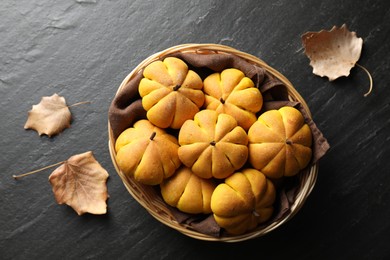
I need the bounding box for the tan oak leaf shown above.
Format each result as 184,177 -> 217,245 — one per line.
48,151 -> 109,215
24,93 -> 72,137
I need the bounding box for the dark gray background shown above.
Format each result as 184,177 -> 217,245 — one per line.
1,0 -> 389,259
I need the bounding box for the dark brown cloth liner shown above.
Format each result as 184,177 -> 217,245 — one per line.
108,52 -> 330,237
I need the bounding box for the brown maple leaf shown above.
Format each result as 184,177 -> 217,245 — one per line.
24,93 -> 72,137
48,151 -> 109,215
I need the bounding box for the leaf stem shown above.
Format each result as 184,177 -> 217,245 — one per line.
13,161 -> 66,180
67,101 -> 91,108
356,63 -> 373,97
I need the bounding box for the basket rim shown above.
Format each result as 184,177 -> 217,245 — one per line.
108,43 -> 319,242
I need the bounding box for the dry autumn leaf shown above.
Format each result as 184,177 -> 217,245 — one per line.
24,93 -> 90,137
49,151 -> 109,215
301,24 -> 373,96
13,151 -> 109,216
24,93 -> 72,137
301,24 -> 363,81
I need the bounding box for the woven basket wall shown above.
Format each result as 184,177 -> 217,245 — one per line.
108,43 -> 318,242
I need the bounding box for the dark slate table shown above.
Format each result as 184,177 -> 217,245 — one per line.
1,1 -> 389,259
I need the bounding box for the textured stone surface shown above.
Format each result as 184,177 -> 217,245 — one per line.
1,0 -> 390,259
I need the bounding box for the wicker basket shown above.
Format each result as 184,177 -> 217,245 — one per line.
108,43 -> 318,242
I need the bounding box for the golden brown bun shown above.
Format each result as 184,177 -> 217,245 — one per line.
115,120 -> 181,185
203,68 -> 263,131
139,57 -> 204,129
210,168 -> 275,235
178,109 -> 248,179
160,167 -> 216,214
248,106 -> 312,179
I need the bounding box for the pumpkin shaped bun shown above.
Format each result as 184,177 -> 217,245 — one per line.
178,109 -> 248,179
115,120 -> 181,185
203,68 -> 263,131
139,57 -> 205,129
160,167 -> 216,214
211,168 -> 276,235
248,106 -> 312,179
